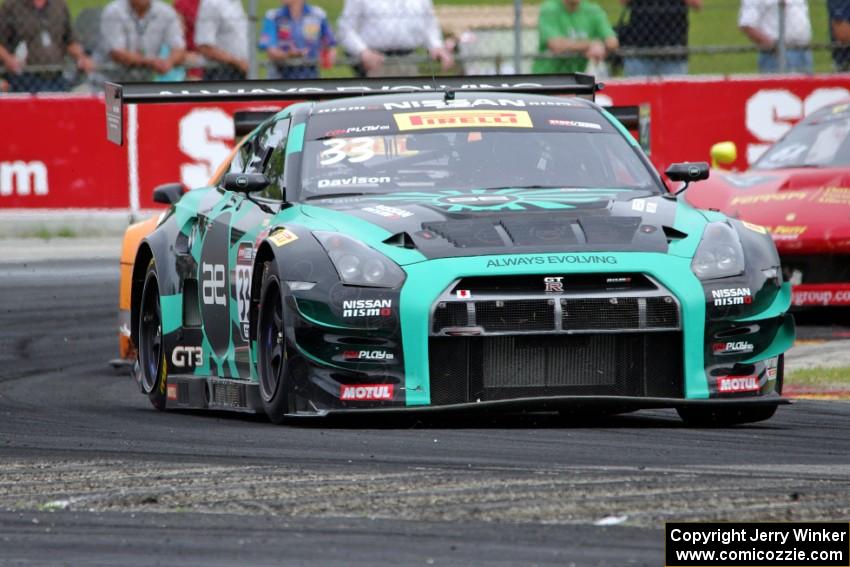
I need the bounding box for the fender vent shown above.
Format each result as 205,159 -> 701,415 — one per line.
182,279 -> 202,327
383,231 -> 417,249
663,226 -> 688,242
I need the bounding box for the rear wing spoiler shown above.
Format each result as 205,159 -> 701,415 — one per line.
234,109 -> 280,137
105,74 -> 600,145
607,104 -> 651,154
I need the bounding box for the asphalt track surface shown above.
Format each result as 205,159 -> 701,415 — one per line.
1,250 -> 850,566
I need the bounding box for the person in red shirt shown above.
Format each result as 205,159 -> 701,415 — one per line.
174,0 -> 203,79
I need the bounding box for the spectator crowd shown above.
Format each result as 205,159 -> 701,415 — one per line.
0,0 -> 849,92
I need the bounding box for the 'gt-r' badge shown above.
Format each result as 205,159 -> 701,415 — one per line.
544,276 -> 564,293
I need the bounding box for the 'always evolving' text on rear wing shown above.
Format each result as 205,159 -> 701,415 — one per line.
104,75 -> 648,151
104,74 -> 600,145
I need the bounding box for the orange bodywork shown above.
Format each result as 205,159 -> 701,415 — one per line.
117,143 -> 242,363
118,216 -> 159,361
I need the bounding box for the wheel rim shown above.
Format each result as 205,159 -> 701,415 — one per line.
139,274 -> 162,394
259,278 -> 284,402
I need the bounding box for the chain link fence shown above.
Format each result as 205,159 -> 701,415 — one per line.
0,0 -> 847,93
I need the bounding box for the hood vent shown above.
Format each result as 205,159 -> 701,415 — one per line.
420,214 -> 662,249
500,217 -> 578,246
422,220 -> 505,248
579,216 -> 641,244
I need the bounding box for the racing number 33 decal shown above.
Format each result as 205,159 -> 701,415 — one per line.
320,137 -> 375,165
235,243 -> 253,341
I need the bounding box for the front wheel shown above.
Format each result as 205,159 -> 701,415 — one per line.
138,259 -> 168,410
257,262 -> 291,424
676,404 -> 778,426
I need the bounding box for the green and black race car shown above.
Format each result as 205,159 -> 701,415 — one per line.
107,75 -> 794,425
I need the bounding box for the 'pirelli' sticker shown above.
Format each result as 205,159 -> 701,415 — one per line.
394,110 -> 533,131
742,221 -> 767,234
269,229 -> 298,247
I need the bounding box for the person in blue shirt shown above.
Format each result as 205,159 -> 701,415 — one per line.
259,0 -> 336,79
829,0 -> 850,71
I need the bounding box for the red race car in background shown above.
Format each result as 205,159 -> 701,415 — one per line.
687,100 -> 850,308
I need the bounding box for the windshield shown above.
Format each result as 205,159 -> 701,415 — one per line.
299,103 -> 660,199
755,107 -> 850,170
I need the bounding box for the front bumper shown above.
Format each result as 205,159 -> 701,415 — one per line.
288,251 -> 793,411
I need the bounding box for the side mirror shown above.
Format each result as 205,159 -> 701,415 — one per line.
152,182 -> 185,205
665,162 -> 710,183
222,172 -> 270,193
710,141 -> 737,169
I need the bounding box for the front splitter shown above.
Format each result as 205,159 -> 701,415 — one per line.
289,393 -> 791,418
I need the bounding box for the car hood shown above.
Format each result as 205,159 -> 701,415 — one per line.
299,188 -> 696,263
686,167 -> 850,254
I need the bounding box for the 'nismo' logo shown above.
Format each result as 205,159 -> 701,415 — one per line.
711,287 -> 752,306
342,299 -> 392,318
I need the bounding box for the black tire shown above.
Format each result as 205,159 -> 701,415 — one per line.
138,259 -> 167,411
257,261 -> 291,424
676,404 -> 778,426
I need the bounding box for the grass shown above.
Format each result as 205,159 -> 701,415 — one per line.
785,366 -> 850,390
23,226 -> 79,240
67,0 -> 838,76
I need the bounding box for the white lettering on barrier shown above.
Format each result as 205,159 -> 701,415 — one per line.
178,108 -> 234,189
793,289 -> 850,306
0,161 -> 48,196
745,87 -> 850,164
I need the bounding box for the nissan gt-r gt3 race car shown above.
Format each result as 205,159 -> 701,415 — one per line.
107,75 -> 794,425
689,100 -> 850,308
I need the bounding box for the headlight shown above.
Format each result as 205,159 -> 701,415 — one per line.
691,222 -> 745,280
314,232 -> 406,288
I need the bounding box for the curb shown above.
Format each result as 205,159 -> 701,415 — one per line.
784,339 -> 850,372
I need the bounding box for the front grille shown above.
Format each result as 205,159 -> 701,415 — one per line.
431,274 -> 679,336
428,333 -> 683,405
562,297 -> 639,330
427,274 -> 683,405
432,302 -> 468,332
475,299 -> 555,332
646,296 -> 679,328
432,295 -> 679,335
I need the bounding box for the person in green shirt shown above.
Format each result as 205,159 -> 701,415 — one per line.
533,0 -> 619,74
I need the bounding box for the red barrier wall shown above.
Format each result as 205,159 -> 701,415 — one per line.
1,94 -> 128,208
2,75 -> 849,210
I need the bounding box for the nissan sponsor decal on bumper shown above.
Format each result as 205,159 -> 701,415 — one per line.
711,287 -> 753,307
